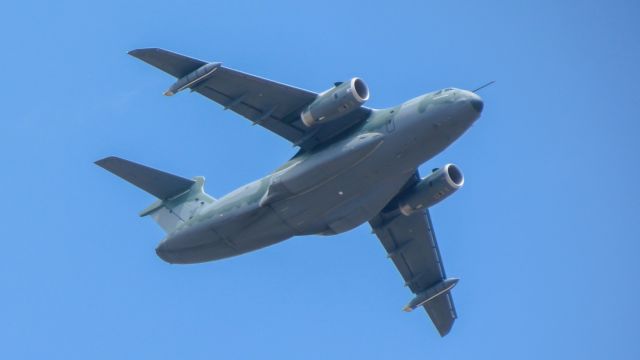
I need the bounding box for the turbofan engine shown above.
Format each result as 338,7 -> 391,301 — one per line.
300,78 -> 369,127
397,164 -> 464,216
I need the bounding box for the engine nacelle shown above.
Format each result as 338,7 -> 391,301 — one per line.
397,164 -> 464,216
301,78 -> 369,127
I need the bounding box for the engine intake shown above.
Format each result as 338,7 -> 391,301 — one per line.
301,78 -> 369,127
398,164 -> 464,216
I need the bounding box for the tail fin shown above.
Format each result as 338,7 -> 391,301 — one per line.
95,156 -> 215,233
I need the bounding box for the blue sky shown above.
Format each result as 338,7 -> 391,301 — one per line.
1,0 -> 639,359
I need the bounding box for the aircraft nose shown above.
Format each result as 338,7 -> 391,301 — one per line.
469,93 -> 484,113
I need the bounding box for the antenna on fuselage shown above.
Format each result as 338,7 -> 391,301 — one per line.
472,81 -> 495,93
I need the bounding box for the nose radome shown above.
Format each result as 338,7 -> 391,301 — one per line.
469,93 -> 484,113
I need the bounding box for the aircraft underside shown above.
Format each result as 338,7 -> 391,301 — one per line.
97,47 -> 484,336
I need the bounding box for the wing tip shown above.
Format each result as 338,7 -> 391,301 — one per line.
94,156 -> 119,168
127,49 -> 140,57
128,48 -> 162,59
437,324 -> 453,337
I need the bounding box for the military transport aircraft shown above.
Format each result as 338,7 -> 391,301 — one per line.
96,48 -> 484,336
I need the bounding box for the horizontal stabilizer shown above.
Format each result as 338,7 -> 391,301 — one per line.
128,48 -> 206,78
95,156 -> 194,200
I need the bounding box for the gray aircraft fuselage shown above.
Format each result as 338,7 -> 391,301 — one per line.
155,88 -> 482,264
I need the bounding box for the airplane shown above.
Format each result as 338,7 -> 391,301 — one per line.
96,48 -> 484,336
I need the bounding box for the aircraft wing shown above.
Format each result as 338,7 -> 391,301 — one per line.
369,181 -> 458,336
129,48 -> 371,150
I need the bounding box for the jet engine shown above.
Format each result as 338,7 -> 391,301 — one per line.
301,78 -> 369,127
397,164 -> 464,216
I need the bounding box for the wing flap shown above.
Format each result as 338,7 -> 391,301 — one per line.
372,210 -> 446,293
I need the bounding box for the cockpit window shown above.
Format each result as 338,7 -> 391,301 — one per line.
433,88 -> 454,97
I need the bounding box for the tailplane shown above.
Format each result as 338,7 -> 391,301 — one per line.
95,156 -> 215,233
